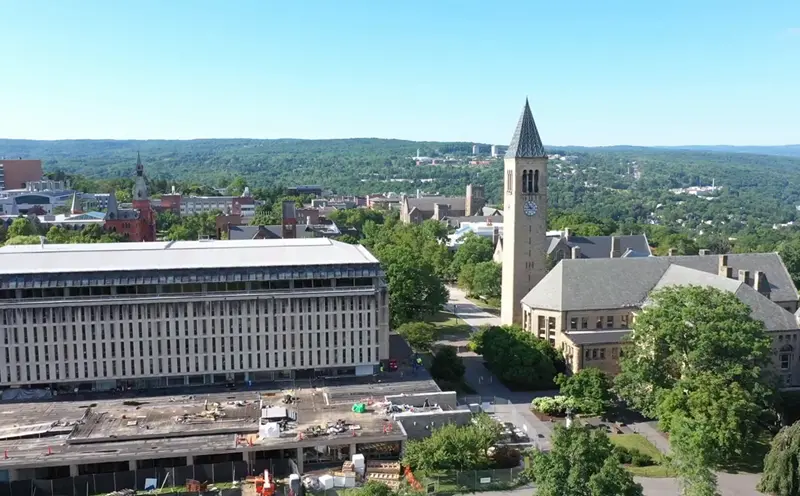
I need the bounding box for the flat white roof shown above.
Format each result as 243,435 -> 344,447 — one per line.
0,238 -> 379,275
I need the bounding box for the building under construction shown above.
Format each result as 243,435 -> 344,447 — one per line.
0,378 -> 468,490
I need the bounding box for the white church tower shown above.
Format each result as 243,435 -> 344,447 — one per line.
501,99 -> 549,325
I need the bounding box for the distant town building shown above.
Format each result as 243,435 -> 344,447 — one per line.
0,159 -> 43,190
0,180 -> 76,215
400,184 -> 486,224
490,145 -> 508,157
472,144 -> 480,155
103,153 -> 156,242
287,185 -> 324,197
366,194 -> 401,210
227,201 -> 340,240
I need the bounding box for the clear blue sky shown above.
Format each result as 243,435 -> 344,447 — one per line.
2,0 -> 798,146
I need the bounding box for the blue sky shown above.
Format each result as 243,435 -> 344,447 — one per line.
1,0 -> 798,145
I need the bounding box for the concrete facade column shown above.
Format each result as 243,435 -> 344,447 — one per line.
8,469 -> 20,482
186,455 -> 194,466
129,460 -> 137,471
349,443 -> 357,458
295,447 -> 304,474
69,465 -> 79,477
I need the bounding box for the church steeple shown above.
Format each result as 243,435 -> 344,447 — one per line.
132,153 -> 148,201
505,98 -> 546,159
70,192 -> 82,215
135,151 -> 144,176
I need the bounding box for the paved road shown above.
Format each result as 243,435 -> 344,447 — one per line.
446,287 -> 556,450
458,473 -> 763,496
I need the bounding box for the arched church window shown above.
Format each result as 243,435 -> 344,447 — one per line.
534,170 -> 539,193
527,170 -> 533,194
521,170 -> 528,193
506,170 -> 513,194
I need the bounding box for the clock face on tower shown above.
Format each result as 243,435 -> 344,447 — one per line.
523,200 -> 538,216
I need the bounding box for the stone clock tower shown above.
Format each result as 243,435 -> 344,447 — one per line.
501,99 -> 549,325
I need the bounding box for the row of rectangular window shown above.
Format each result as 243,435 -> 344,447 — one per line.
3,345 -> 380,383
4,329 -> 377,362
3,295 -> 376,325
569,315 -> 629,330
584,347 -> 622,361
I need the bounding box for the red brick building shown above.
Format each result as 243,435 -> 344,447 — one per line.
103,153 -> 156,242
0,159 -> 43,190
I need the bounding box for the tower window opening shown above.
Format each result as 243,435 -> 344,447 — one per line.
533,170 -> 539,193
521,170 -> 528,193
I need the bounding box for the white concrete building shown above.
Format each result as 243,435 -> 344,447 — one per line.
0,238 -> 389,391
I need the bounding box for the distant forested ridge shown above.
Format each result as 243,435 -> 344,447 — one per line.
4,138 -> 800,247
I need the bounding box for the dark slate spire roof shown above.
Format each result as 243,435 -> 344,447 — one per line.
505,98 -> 546,159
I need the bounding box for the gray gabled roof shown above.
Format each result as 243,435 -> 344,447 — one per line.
405,197 -> 466,214
505,99 -> 546,159
544,234 -> 652,259
522,254 -> 799,332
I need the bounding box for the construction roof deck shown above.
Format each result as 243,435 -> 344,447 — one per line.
0,381 -> 438,469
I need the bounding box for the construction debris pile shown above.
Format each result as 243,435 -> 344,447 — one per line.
303,419 -> 361,438
302,453 -> 403,492
382,398 -> 440,415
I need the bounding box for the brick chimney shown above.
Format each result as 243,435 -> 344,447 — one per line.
564,227 -> 571,241
738,269 -> 751,286
718,255 -> 733,278
610,236 -> 621,258
281,200 -> 297,239
571,245 -> 581,259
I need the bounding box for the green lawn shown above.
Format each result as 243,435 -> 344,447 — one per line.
609,434 -> 674,478
466,297 -> 500,316
425,311 -> 474,339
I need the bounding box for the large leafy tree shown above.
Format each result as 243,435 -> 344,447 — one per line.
778,238 -> 800,289
469,261 -> 501,299
615,285 -> 773,420
363,220 -> 449,327
450,232 -> 494,279
402,414 -> 501,472
430,346 -> 465,383
614,285 -> 775,489
470,325 -> 561,389
555,368 -> 614,415
7,218 -> 38,238
533,425 -> 642,496
396,322 -> 436,352
759,421 -> 800,496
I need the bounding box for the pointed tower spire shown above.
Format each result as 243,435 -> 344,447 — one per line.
70,192 -> 82,215
505,98 -> 546,158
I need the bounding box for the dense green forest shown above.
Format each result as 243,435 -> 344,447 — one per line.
4,138 -> 800,250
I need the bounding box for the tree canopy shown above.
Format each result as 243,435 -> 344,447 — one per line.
614,285 -> 776,490
555,368 -> 614,416
759,421 -> 800,496
395,322 -> 437,352
362,219 -> 449,327
470,325 -> 563,390
402,414 -> 502,472
532,425 -> 643,496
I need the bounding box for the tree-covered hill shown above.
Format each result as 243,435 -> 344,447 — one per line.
4,138 -> 800,243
